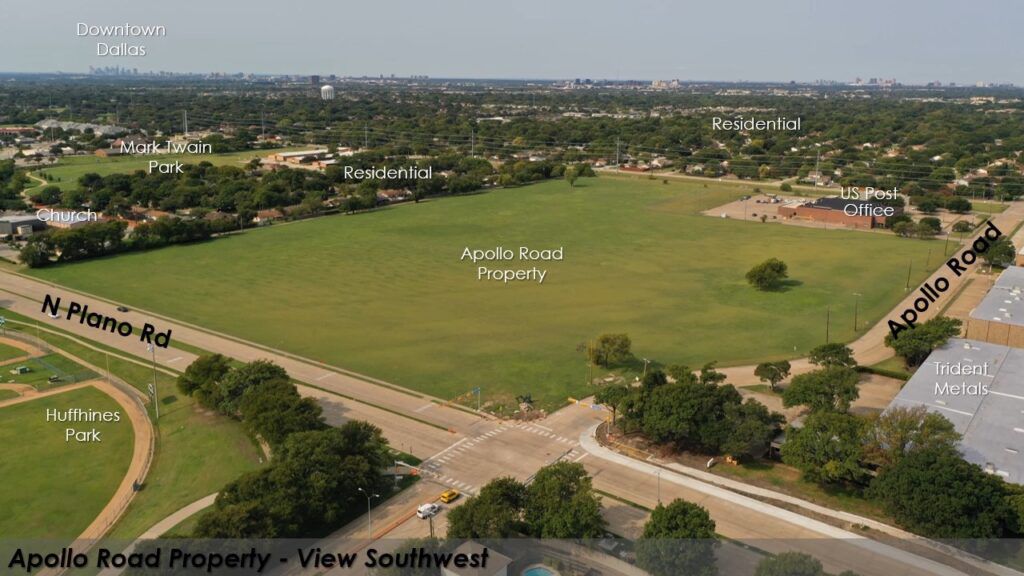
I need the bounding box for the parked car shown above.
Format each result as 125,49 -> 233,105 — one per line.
116,306 -> 129,312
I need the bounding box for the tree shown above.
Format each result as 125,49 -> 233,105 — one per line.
636,500 -> 718,576
884,316 -> 962,367
946,196 -> 972,213
588,333 -> 632,367
782,366 -> 860,413
980,237 -> 1015,268
524,462 -> 605,538
915,221 -> 939,239
595,384 -> 631,427
447,477 -> 527,538
746,258 -> 788,290
892,221 -> 915,237
238,378 -> 327,447
863,406 -> 960,470
18,240 -> 53,268
755,552 -> 824,576
870,445 -> 1016,538
720,399 -> 783,461
216,360 -> 290,415
564,165 -> 578,188
177,353 -> 232,396
952,220 -> 974,233
781,411 -> 868,484
754,360 -> 790,391
808,343 -> 856,368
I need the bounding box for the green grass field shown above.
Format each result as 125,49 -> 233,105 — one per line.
30,176 -> 939,408
0,311 -> 265,540
3,353 -> 97,390
0,386 -> 133,539
0,389 -> 19,401
31,148 -> 302,191
0,341 -> 28,362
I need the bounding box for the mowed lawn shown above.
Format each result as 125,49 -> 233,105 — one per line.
32,148 -> 303,191
31,177 -> 938,407
0,386 -> 133,539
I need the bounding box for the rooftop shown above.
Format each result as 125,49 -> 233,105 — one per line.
970,266 -> 1024,327
0,213 -> 42,224
887,337 -> 1024,483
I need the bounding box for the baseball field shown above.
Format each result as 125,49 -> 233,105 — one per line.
0,386 -> 133,539
29,176 -> 938,407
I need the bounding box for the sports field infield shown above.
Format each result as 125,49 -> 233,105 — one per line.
29,176 -> 939,408
0,385 -> 133,539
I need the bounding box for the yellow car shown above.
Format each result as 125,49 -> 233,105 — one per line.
439,489 -> 460,503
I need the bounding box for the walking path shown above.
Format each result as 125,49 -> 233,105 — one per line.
95,493 -> 220,576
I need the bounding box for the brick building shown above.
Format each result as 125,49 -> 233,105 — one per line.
777,196 -> 902,229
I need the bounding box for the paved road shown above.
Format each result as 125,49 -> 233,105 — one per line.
0,271 -> 996,575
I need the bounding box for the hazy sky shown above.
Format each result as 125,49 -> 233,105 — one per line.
4,0 -> 1023,84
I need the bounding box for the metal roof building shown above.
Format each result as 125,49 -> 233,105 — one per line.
887,337 -> 1024,483
965,266 -> 1024,347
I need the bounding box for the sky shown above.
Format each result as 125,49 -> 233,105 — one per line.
3,0 -> 1023,84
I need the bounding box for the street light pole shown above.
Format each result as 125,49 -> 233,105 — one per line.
642,358 -> 650,378
357,487 -> 379,539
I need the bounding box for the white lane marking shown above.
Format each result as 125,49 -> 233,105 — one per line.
424,438 -> 468,462
315,373 -> 333,381
166,356 -> 183,364
532,423 -> 554,432
415,403 -> 435,413
572,452 -> 588,463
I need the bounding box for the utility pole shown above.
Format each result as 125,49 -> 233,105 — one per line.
615,138 -> 620,168
260,111 -> 265,139
825,305 -> 831,343
905,259 -> 913,291
148,343 -> 159,419
470,128 -> 475,156
364,124 -> 368,149
813,148 -> 821,185
183,110 -> 188,138
853,293 -> 862,332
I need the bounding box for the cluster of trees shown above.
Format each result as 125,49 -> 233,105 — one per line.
447,462 -> 605,539
176,356 -> 391,538
5,79 -> 1024,195
0,160 -> 29,211
884,316 -> 962,367
746,258 -> 789,290
177,355 -> 326,448
773,342 -> 1023,539
20,217 -> 218,268
596,365 -> 784,462
193,422 -> 391,538
42,162 -> 331,215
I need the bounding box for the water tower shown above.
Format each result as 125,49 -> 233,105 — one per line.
320,85 -> 335,101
